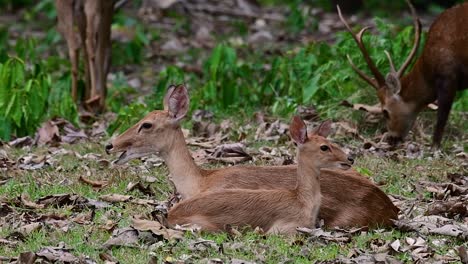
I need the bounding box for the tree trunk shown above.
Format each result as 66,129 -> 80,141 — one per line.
55,0 -> 113,114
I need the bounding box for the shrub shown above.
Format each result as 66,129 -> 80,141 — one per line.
0,57 -> 77,140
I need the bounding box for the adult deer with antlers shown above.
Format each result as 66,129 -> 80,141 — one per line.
338,1 -> 468,147
106,85 -> 399,228
168,116 -> 353,234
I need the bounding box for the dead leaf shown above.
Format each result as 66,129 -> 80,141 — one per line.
247,30 -> 273,45
100,220 -> 117,232
99,252 -> 119,264
20,193 -> 45,209
448,172 -> 468,185
8,136 -> 33,148
427,103 -> 438,110
209,143 -> 252,164
394,215 -> 468,240
102,227 -> 139,249
192,109 -> 219,137
188,238 -> 219,252
0,203 -> 13,217
296,227 -> 352,243
161,38 -> 186,54
0,238 -> 18,247
230,258 -> 255,264
334,121 -> 363,140
426,199 -> 467,217
126,181 -> 155,196
91,120 -> 108,137
35,120 -> 60,146
131,217 -> 184,240
141,175 -> 158,183
79,175 -> 109,189
390,239 -> 401,252
62,124 -> 88,144
100,194 -> 132,203
297,105 -> 318,121
37,193 -> 88,208
36,245 -> 78,263
18,154 -> 49,170
404,236 -> 433,261
18,223 -> 42,235
131,217 -> 164,233
194,26 -> 215,48
369,238 -> 388,253
72,210 -> 95,224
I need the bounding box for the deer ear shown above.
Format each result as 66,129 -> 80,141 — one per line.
290,116 -> 308,145
312,120 -> 332,137
163,85 -> 177,111
167,85 -> 189,122
385,73 -> 401,94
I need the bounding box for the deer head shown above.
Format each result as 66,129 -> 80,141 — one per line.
106,84 -> 189,164
338,0 -> 422,144
290,117 -> 353,171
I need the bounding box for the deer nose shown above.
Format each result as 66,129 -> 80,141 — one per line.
347,156 -> 354,164
105,144 -> 113,154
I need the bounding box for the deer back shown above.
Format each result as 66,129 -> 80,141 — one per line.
201,166 -> 398,228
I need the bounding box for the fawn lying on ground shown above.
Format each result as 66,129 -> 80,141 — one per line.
106,84 -> 399,228
338,1 -> 468,147
167,116 -> 353,234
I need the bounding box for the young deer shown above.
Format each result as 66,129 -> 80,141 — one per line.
167,116 -> 353,234
106,84 -> 399,228
338,1 -> 468,147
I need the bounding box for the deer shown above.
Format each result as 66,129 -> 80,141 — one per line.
106,84 -> 399,228
338,1 -> 468,147
167,116 -> 353,234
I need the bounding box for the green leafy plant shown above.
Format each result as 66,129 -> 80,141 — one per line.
110,17 -> 467,131
48,74 -> 79,124
111,14 -> 151,66
0,57 -> 78,140
0,57 -> 49,140
107,72 -> 138,113
107,102 -> 149,135
285,0 -> 306,33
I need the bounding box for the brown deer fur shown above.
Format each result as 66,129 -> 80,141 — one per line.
338,1 -> 468,147
107,85 -> 399,228
167,116 -> 353,234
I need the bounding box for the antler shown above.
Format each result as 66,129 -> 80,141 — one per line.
396,0 -> 421,77
384,50 -> 397,74
337,5 -> 386,90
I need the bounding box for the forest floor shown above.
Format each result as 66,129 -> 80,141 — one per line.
1,0 -> 467,263
0,113 -> 467,263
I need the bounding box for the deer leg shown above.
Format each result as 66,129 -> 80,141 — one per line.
267,220 -> 300,235
433,78 -> 457,147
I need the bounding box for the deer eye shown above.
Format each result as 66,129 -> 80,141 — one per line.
383,110 -> 390,119
320,145 -> 330,151
141,123 -> 153,129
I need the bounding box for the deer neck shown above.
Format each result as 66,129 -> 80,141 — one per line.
400,60 -> 435,108
295,153 -> 321,207
160,128 -> 203,199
